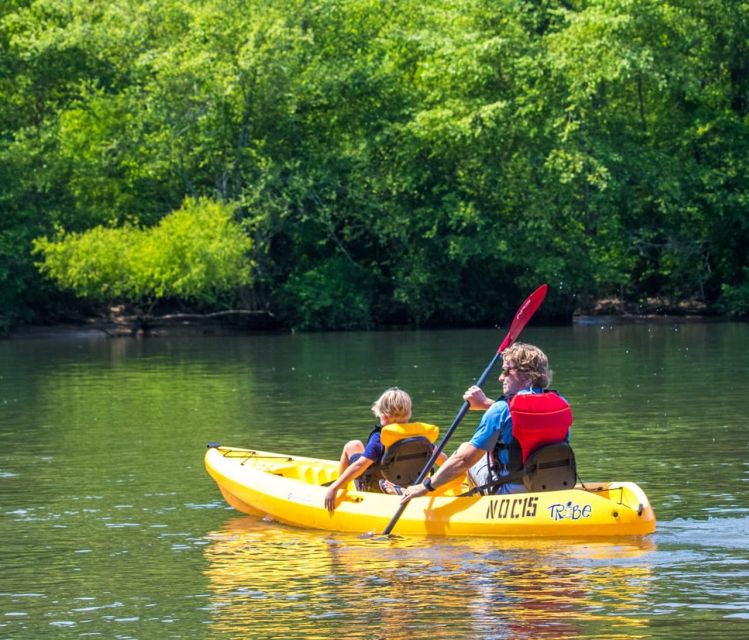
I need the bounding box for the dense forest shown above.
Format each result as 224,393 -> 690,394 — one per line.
1,0 -> 747,333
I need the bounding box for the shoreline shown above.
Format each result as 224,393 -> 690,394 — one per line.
5,311 -> 738,340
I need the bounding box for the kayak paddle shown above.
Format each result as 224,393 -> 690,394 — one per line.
381,283 -> 549,535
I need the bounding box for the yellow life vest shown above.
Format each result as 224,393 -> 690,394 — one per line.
379,422 -> 439,449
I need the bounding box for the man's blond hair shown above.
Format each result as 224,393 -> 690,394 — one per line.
503,342 -> 552,388
371,387 -> 412,423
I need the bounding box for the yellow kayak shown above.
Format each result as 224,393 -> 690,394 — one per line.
204,444 -> 656,538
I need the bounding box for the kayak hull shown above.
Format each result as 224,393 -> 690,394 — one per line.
205,445 -> 656,538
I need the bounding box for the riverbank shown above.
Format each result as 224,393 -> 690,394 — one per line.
6,309 -> 280,339
6,297 -> 734,340
573,296 -> 731,324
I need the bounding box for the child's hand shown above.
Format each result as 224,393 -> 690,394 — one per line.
324,486 -> 339,512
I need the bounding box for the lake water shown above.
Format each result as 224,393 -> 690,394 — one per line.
1,321 -> 747,638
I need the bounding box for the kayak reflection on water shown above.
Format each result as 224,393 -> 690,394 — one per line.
203,517 -> 656,639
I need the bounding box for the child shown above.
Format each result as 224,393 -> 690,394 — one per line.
324,387 -> 412,512
324,387 -> 446,511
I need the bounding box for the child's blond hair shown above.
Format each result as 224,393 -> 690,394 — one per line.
371,387 -> 412,423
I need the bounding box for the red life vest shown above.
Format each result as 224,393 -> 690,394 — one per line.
509,391 -> 573,462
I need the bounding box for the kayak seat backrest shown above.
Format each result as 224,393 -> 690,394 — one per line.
522,442 -> 577,492
379,436 -> 434,486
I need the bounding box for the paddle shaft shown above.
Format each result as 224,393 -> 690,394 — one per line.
381,283 -> 548,536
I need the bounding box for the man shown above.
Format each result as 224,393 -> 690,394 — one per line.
400,342 -> 567,502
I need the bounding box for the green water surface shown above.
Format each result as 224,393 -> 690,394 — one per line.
1,322 -> 747,639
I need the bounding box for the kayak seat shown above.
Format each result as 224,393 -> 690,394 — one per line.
522,442 -> 577,492
460,440 -> 577,497
378,436 -> 434,486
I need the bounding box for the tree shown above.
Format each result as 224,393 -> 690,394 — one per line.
33,198 -> 254,310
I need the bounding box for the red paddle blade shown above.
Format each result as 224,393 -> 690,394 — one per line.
497,284 -> 548,353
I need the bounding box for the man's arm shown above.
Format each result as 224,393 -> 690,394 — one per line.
400,442 -> 485,502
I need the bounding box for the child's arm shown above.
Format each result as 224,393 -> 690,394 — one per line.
324,456 -> 373,512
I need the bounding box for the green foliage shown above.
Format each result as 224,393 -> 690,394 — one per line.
1,0 -> 747,330
278,255 -> 372,330
717,268 -> 749,317
33,198 -> 253,306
